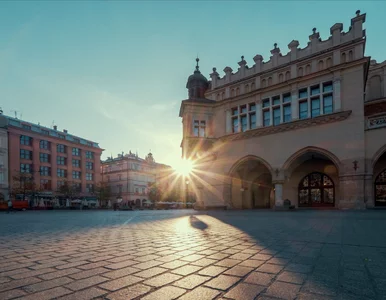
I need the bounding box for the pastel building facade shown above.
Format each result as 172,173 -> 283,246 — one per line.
0,113 -> 9,201
180,11 -> 386,209
7,115 -> 103,201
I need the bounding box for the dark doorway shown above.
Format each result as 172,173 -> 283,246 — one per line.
298,172 -> 335,207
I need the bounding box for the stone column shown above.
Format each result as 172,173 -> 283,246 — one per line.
274,183 -> 283,207
333,77 -> 341,112
291,86 -> 298,120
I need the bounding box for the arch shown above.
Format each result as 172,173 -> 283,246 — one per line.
372,144 -> 386,167
298,172 -> 335,207
375,169 -> 386,206
278,73 -> 284,83
348,50 -> 353,62
245,84 -> 249,93
236,87 -> 240,96
282,146 -> 341,175
326,57 -> 332,68
135,198 -> 141,207
305,64 -> 311,75
268,77 -> 273,86
222,91 -> 225,100
318,60 -> 324,71
251,82 -> 255,90
217,93 -> 220,101
231,89 -> 235,97
228,155 -> 274,177
369,75 -> 382,100
341,52 -> 346,63
298,67 -> 303,76
262,79 -> 266,88
285,71 -> 291,81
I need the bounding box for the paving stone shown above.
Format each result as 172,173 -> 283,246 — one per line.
277,271 -> 307,284
244,271 -> 274,286
160,260 -> 189,269
207,253 -> 230,260
65,275 -> 108,291
238,259 -> 265,268
180,254 -> 205,262
301,280 -> 338,296
285,263 -> 313,274
215,258 -> 241,268
179,286 -> 221,300
102,266 -> 140,279
267,257 -> 290,265
141,285 -> 186,300
257,263 -> 284,274
0,276 -> 42,292
56,261 -> 89,269
106,260 -> 137,270
77,261 -> 108,270
98,275 -> 143,291
0,289 -> 27,300
198,266 -> 227,277
251,254 -> 273,261
69,267 -> 108,280
10,267 -> 57,279
143,273 -> 182,287
133,260 -> 163,270
229,253 -> 253,260
19,286 -> 72,300
191,258 -> 217,267
58,287 -> 107,300
265,281 -> 301,300
171,265 -> 202,276
224,282 -> 265,300
134,254 -> 161,262
157,254 -> 184,262
24,276 -> 73,293
173,274 -> 210,289
135,267 -> 168,278
204,274 -> 240,290
105,283 -> 152,300
224,265 -> 254,277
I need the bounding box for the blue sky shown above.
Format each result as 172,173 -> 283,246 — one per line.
1,1 -> 384,167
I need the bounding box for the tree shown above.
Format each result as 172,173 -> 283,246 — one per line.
57,180 -> 78,200
95,182 -> 111,207
11,172 -> 40,201
148,182 -> 161,202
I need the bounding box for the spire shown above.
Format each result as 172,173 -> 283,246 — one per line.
186,57 -> 209,99
195,57 -> 200,72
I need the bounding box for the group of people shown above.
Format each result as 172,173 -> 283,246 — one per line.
7,200 -> 14,213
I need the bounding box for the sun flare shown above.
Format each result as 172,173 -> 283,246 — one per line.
173,159 -> 194,176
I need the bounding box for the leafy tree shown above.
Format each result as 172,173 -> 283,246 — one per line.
57,180 -> 78,199
11,172 -> 40,201
95,182 -> 111,207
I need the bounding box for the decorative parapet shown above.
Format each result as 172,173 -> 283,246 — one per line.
367,114 -> 386,130
210,11 -> 366,91
219,110 -> 352,142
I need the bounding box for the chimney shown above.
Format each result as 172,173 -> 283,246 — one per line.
53,125 -> 57,130
63,129 -> 68,133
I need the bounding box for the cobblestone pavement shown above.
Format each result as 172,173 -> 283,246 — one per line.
1,209 -> 386,300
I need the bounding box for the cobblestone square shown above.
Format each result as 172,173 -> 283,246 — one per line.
1,210 -> 386,299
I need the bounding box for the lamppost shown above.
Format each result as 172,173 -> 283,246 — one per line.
185,179 -> 189,208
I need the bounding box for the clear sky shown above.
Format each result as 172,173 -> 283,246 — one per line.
1,1 -> 384,167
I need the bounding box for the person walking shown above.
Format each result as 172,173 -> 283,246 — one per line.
7,199 -> 13,214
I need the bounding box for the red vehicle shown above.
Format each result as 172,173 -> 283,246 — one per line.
0,199 -> 29,211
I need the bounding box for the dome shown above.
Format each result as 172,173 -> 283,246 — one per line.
186,58 -> 209,99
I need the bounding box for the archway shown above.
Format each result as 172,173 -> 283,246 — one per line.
283,147 -> 340,207
298,172 -> 335,207
373,150 -> 386,207
229,156 -> 273,209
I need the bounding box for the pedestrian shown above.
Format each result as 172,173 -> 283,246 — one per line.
7,199 -> 13,214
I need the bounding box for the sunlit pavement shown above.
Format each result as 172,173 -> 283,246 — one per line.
1,210 -> 386,300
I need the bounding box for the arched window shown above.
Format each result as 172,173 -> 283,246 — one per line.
222,92 -> 225,100
348,50 -> 353,62
318,60 -> 324,71
251,82 -> 255,90
262,79 -> 266,88
268,77 -> 272,86
341,52 -> 346,63
236,87 -> 240,96
375,169 -> 386,206
217,93 -> 220,101
369,76 -> 382,100
231,89 -> 235,97
298,67 -> 303,77
285,71 -> 291,81
326,58 -> 332,68
278,73 -> 284,83
298,172 -> 335,207
245,84 -> 249,93
305,64 -> 311,75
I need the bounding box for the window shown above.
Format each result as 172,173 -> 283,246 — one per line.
39,140 -> 50,150
299,172 -> 334,207
324,94 -> 333,114
57,156 -> 66,165
72,159 -> 80,168
86,184 -> 94,193
73,183 -> 81,192
262,99 -> 270,108
272,96 -> 280,106
311,85 -> 320,96
299,88 -> 308,99
72,148 -> 80,156
20,163 -> 32,173
199,121 -> 206,137
273,107 -> 281,126
57,169 -> 67,178
86,161 -> 93,170
299,101 -> 308,119
311,98 -> 320,117
142,187 -> 146,194
41,130 -> 49,135
232,117 -> 239,133
193,120 -> 199,137
86,151 -> 94,159
135,187 -> 139,194
283,105 -> 292,123
57,144 -> 66,153
263,110 -> 270,127
72,171 -> 81,179
249,113 -> 256,129
40,153 -> 50,163
193,120 -> 206,137
40,179 -> 51,190
241,115 -> 247,132
73,138 -> 80,143
22,124 -> 31,130
58,134 -> 65,139
20,135 -> 32,146
118,174 -> 122,181
57,181 -> 64,189
240,105 -> 247,114
117,185 -> 122,195
86,173 -> 93,181
283,93 -> 291,103
20,149 -> 32,160
323,81 -> 333,93
249,103 -> 256,111
39,166 -> 51,176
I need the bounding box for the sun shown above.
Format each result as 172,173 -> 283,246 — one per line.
173,158 -> 195,176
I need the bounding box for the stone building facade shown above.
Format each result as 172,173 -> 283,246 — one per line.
0,112 -> 9,201
180,11 -> 386,209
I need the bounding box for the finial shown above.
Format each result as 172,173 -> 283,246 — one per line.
356,10 -> 360,16
195,57 -> 200,71
274,43 -> 277,49
241,55 -> 244,60
312,27 -> 316,33
212,67 -> 216,72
